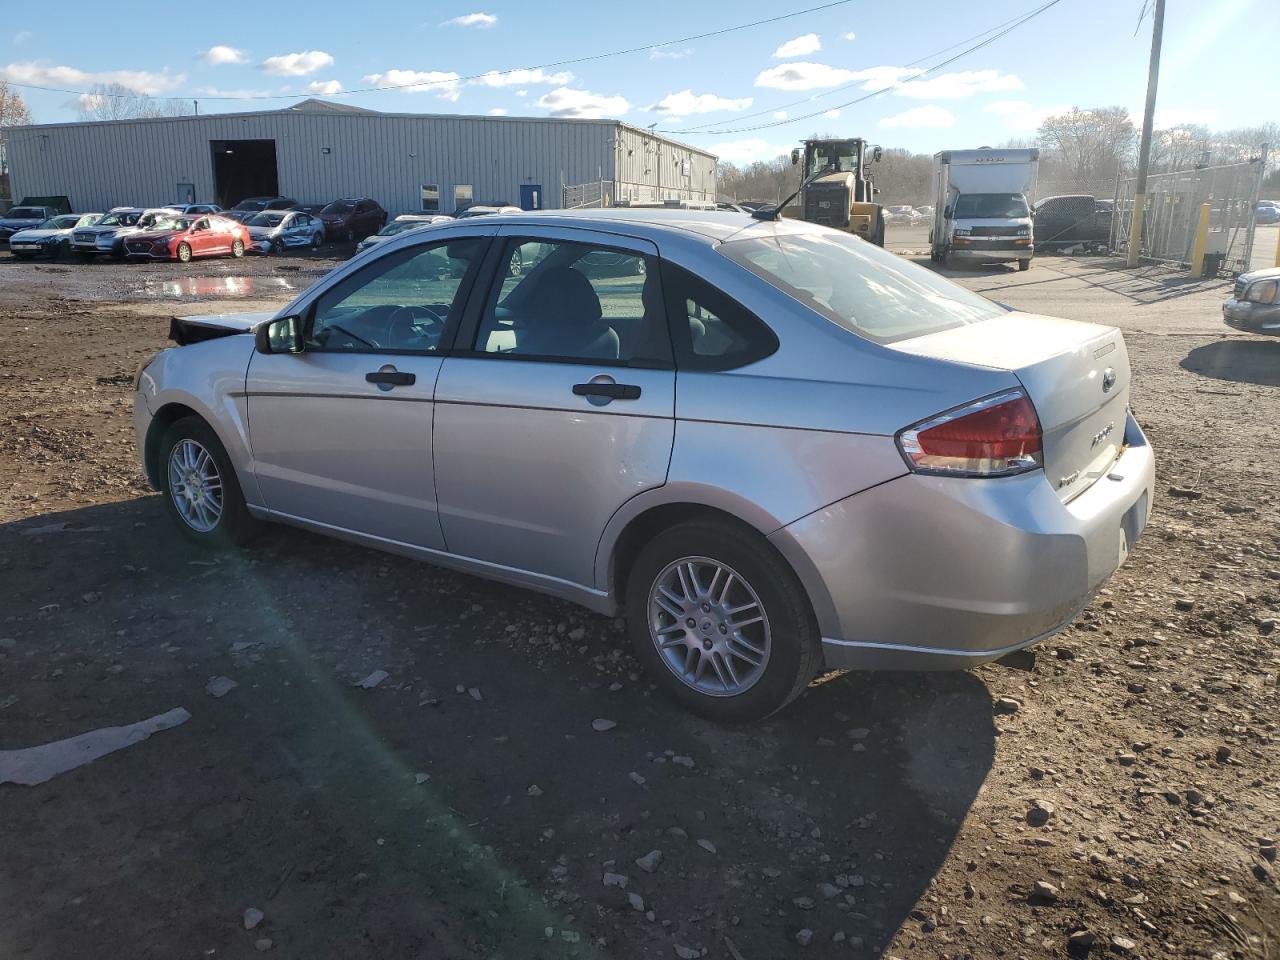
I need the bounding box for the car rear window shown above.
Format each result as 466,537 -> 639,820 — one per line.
718,229 -> 1005,344
9,208 -> 43,218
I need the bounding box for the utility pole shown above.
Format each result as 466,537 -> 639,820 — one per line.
1126,0 -> 1165,268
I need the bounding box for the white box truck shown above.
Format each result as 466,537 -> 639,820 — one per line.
930,148 -> 1039,270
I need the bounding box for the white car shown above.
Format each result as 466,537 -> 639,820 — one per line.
885,205 -> 922,224
8,213 -> 103,260
355,214 -> 454,254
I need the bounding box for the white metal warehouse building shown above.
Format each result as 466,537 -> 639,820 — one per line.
5,98 -> 717,215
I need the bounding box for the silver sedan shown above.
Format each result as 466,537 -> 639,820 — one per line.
133,210 -> 1154,720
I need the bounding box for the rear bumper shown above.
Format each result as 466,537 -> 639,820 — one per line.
774,413 -> 1155,670
1224,298 -> 1280,334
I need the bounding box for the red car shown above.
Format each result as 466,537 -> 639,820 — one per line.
122,214 -> 249,262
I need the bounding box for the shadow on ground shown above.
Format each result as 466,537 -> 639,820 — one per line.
1180,338 -> 1280,387
1,499 -> 995,959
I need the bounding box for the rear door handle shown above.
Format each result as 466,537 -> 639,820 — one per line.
366,370 -> 416,386
573,382 -> 641,400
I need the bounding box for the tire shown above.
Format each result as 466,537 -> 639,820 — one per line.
231,239 -> 245,258
871,212 -> 886,247
158,416 -> 258,548
1018,258 -> 1031,271
311,232 -> 321,250
624,520 -> 821,721
177,243 -> 192,263
509,248 -> 524,276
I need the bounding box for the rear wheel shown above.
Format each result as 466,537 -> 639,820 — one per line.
1017,258 -> 1031,271
625,520 -> 821,721
231,238 -> 245,258
159,416 -> 258,548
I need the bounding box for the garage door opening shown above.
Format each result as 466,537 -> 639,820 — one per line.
210,139 -> 279,209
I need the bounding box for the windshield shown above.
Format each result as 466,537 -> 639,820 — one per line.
99,213 -> 140,227
380,220 -> 426,236
719,229 -> 1004,344
8,207 -> 43,219
321,200 -> 355,214
247,212 -> 286,227
153,217 -> 191,231
952,193 -> 1029,219
806,141 -> 859,177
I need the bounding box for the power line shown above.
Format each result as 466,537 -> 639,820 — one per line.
1,0 -> 858,103
657,0 -> 1063,136
671,0 -> 1061,134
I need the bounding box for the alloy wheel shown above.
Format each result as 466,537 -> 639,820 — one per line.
166,439 -> 223,533
647,556 -> 771,697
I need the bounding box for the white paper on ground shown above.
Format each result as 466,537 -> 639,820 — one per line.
0,707 -> 191,786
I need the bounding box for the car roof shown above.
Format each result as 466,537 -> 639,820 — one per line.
438,208 -> 829,245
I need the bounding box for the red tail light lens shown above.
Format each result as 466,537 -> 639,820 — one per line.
897,389 -> 1043,477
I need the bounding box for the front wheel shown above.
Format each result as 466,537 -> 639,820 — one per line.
625,520 -> 821,721
231,239 -> 244,258
177,242 -> 192,263
311,232 -> 321,249
1017,258 -> 1031,271
871,211 -> 886,247
159,416 -> 258,548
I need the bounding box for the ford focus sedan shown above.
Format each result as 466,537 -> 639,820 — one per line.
133,210 -> 1154,720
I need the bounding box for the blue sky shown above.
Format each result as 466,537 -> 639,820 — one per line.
3,0 -> 1273,164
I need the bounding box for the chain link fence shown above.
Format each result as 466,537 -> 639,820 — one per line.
1112,151 -> 1267,275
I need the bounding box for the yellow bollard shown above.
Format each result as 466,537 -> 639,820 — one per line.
1125,194 -> 1146,268
1189,202 -> 1212,278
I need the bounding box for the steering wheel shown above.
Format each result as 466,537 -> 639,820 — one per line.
384,304 -> 445,347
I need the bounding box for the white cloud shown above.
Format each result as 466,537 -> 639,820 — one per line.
536,86 -> 628,119
487,107 -> 508,116
755,62 -> 1022,102
755,61 -> 906,92
13,31 -> 33,46
201,45 -> 248,66
363,68 -> 461,101
260,50 -> 334,77
715,138 -> 792,165
305,79 -> 343,95
0,61 -> 184,95
896,69 -> 1023,100
985,99 -> 1071,132
471,68 -> 573,88
824,109 -> 841,119
441,12 -> 497,28
1153,107 -> 1218,128
773,110 -> 788,120
843,31 -> 856,40
515,89 -> 528,97
645,90 -> 752,114
195,86 -> 273,98
650,47 -> 693,60
773,33 -> 821,58
879,105 -> 956,129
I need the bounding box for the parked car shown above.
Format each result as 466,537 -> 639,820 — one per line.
316,197 -> 388,242
133,209 -> 1154,720
8,213 -> 102,260
1256,202 -> 1280,225
355,214 -> 453,254
71,207 -> 169,260
0,205 -> 61,243
162,203 -> 223,216
230,196 -> 298,216
454,205 -> 522,219
243,210 -> 325,255
1033,195 -> 1112,250
288,203 -> 328,217
1223,267 -> 1280,334
884,205 -> 922,224
123,214 -> 249,262
915,205 -> 935,219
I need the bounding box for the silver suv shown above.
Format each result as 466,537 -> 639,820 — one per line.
133,210 -> 1154,719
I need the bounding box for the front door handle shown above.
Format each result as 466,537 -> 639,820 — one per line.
573,381 -> 641,400
366,370 -> 415,386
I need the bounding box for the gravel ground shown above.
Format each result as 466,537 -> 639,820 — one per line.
0,244 -> 1277,960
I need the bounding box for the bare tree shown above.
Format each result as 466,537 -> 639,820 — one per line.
1036,107 -> 1136,185
0,81 -> 33,176
76,82 -> 193,122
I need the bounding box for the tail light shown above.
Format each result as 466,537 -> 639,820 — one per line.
896,389 -> 1043,478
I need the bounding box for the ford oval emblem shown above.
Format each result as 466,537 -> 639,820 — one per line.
1101,367 -> 1117,393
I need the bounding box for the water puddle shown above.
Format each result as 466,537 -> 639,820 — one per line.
127,276 -> 300,300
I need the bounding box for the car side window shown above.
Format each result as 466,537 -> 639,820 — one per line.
308,238 -> 485,354
472,238 -> 670,366
660,262 -> 778,371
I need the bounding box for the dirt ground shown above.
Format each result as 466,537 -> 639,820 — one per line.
1,242 -> 1277,960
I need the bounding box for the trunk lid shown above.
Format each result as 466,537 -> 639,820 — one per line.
891,312 -> 1129,502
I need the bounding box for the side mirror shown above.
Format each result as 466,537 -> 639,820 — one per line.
790,148 -> 801,166
872,146 -> 883,162
255,315 -> 303,354
943,206 -> 953,219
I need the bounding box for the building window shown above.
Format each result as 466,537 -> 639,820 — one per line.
454,184 -> 473,212
421,184 -> 439,212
